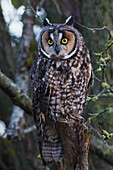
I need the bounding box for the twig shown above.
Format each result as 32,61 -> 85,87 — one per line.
97,89 -> 105,97
101,93 -> 113,97
97,10 -> 104,25
74,20 -> 111,35
94,76 -> 103,83
27,0 -> 43,24
90,125 -> 113,154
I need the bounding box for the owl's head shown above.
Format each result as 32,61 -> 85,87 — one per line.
38,16 -> 84,60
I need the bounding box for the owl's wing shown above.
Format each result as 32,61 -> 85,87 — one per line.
88,64 -> 94,88
30,56 -> 50,143
30,57 -> 64,164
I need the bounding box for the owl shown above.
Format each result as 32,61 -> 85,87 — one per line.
30,16 -> 93,167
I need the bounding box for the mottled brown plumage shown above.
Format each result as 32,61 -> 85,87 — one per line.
30,16 -> 93,166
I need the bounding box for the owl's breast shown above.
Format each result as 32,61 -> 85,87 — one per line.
44,59 -> 87,120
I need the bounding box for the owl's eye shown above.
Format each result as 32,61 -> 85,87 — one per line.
48,39 -> 53,46
61,38 -> 68,44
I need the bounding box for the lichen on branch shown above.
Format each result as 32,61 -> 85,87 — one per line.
0,71 -> 32,115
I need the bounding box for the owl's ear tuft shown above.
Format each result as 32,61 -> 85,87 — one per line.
65,16 -> 74,26
43,18 -> 52,26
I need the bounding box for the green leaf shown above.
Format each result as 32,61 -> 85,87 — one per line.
101,82 -> 110,89
97,67 -> 102,71
37,154 -> 41,159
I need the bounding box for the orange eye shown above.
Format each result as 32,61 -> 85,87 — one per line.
48,39 -> 53,45
62,38 -> 68,44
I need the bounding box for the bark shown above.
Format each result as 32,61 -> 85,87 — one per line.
0,71 -> 32,115
56,116 -> 91,170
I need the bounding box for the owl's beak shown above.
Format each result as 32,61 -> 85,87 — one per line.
55,45 -> 60,55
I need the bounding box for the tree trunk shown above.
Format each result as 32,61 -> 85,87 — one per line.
56,116 -> 91,170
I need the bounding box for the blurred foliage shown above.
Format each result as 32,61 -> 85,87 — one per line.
11,0 -> 25,8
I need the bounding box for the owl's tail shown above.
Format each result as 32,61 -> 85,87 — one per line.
40,117 -> 64,164
42,138 -> 63,163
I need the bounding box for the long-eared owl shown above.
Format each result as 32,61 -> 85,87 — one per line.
30,16 -> 93,166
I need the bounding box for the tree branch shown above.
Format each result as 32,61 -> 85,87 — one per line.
74,20 -> 111,35
0,71 -> 32,115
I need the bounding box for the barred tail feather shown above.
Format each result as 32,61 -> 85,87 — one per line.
41,117 -> 64,163
42,138 -> 63,162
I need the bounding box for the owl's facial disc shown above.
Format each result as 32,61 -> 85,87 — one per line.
41,30 -> 77,60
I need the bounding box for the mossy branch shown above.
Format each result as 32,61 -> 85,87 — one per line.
0,71 -> 32,115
